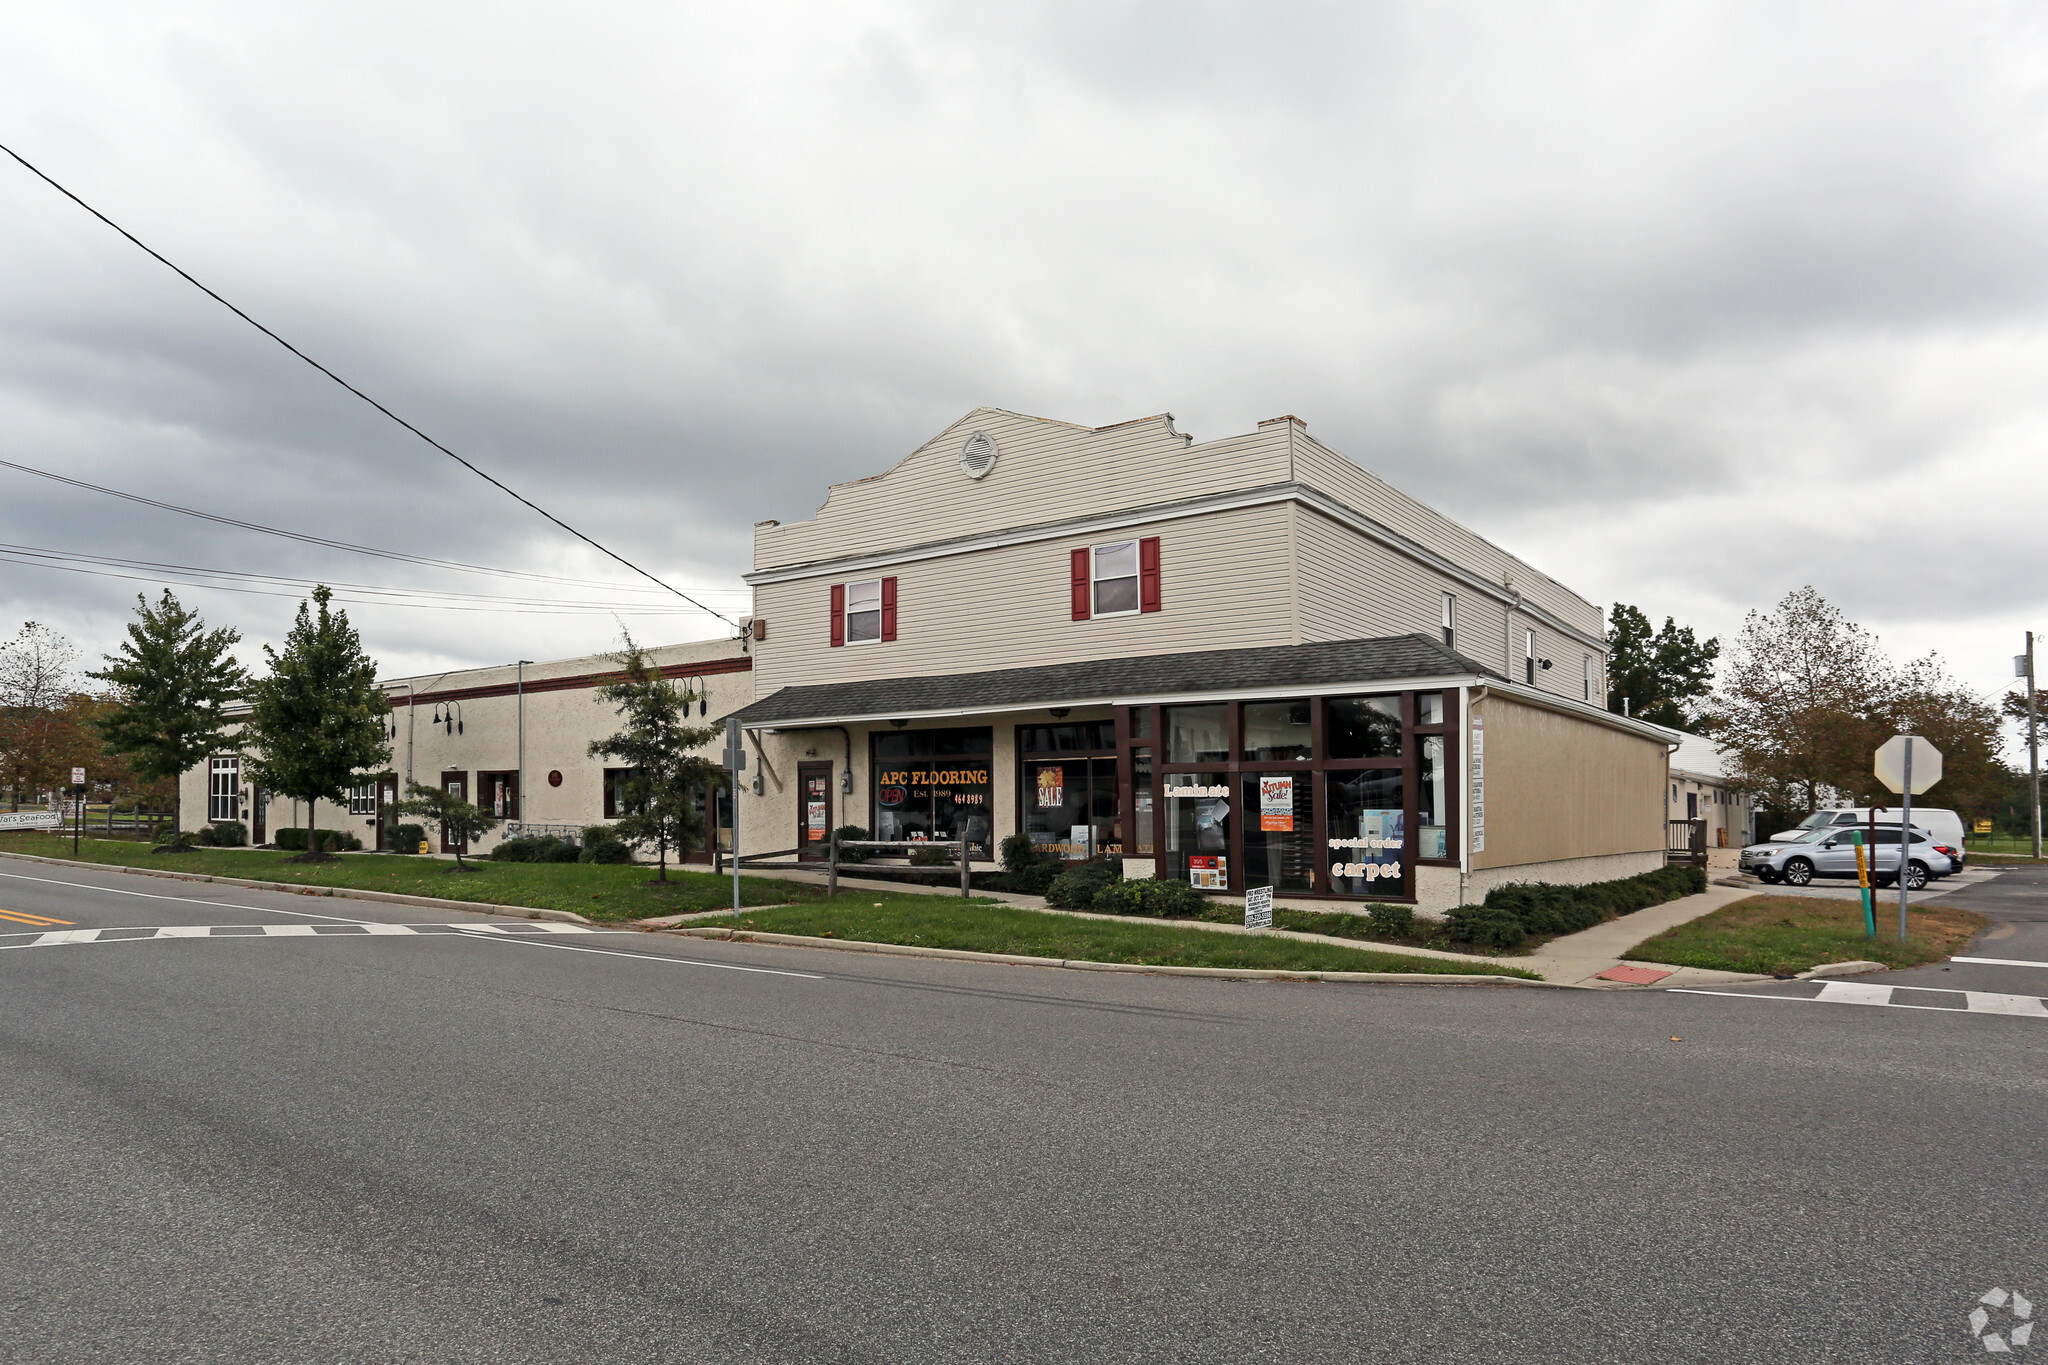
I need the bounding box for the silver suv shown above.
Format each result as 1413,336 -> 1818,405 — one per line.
1740,825 -> 1951,890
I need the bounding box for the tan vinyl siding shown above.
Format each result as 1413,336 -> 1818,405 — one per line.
1294,507 -> 1497,669
757,410 -> 1291,570
1472,695 -> 1666,869
752,502 -> 1299,693
1291,434 -> 1603,641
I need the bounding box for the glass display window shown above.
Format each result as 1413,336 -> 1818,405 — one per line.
1162,769 -> 1230,887
1326,770 -> 1406,897
1023,756 -> 1119,859
1419,735 -> 1449,859
1241,700 -> 1312,762
1165,705 -> 1228,764
1019,721 -> 1116,753
1241,772 -> 1315,892
1130,749 -> 1154,858
872,727 -> 994,858
1327,696 -> 1402,759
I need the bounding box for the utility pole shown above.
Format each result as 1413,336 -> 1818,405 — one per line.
2024,632 -> 2041,859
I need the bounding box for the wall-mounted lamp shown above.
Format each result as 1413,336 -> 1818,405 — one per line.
431,701 -> 464,735
1048,708 -> 1070,719
889,718 -> 909,729
1539,659 -> 1554,671
687,673 -> 709,716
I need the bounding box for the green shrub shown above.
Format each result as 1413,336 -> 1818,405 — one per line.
206,820 -> 247,847
1443,903 -> 1527,949
491,836 -> 548,862
1474,865 -> 1708,942
909,844 -> 956,867
1045,858 -> 1121,909
388,822 -> 427,853
1366,903 -> 1416,938
999,833 -> 1042,874
275,827 -> 360,853
581,835 -> 632,864
538,836 -> 581,862
274,827 -> 307,851
1093,877 -> 1207,919
831,825 -> 872,863
991,861 -> 1062,895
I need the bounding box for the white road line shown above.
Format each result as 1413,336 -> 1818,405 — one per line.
0,867 -> 377,924
1952,956 -> 2048,970
452,928 -> 822,979
34,928 -> 99,945
0,923 -> 627,951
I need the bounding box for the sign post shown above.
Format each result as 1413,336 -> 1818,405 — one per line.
2019,637 -> 2041,859
1244,884 -> 1274,931
71,767 -> 86,856
724,719 -> 746,914
1874,735 -> 1943,943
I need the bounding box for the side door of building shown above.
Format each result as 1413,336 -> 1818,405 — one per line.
797,762 -> 833,862
440,771 -> 468,855
378,776 -> 399,851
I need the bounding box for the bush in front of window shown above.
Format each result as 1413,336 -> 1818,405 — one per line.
1045,858 -> 1122,909
578,825 -> 633,863
1092,876 -> 1204,919
274,827 -> 362,853
988,833 -> 1061,894
192,820 -> 248,847
1366,903 -> 1416,939
492,835 -> 581,863
908,845 -> 956,867
388,822 -> 427,854
831,825 -> 872,862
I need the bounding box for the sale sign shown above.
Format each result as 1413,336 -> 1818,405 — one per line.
1259,775 -> 1293,832
1036,767 -> 1064,808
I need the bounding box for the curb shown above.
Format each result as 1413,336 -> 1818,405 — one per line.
0,850 -> 593,924
667,926 -> 1564,985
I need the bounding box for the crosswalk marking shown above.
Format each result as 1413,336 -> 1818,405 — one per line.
1674,983 -> 2048,1019
1951,956 -> 2048,970
0,922 -> 610,951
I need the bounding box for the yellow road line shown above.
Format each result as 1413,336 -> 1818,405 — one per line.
0,907 -> 72,926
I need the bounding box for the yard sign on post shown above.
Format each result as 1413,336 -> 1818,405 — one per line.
1245,884 -> 1274,931
1874,735 -> 1942,943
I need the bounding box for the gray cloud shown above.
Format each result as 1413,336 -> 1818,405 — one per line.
2,0 -> 2045,709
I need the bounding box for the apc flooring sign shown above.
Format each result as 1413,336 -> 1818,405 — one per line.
1469,712 -> 1486,854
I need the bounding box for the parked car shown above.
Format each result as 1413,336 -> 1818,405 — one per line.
1741,825 -> 1951,890
1771,806 -> 1968,871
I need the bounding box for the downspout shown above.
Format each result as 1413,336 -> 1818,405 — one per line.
1461,683 -> 1486,909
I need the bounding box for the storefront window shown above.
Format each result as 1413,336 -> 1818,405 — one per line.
1419,736 -> 1448,859
1131,749 -> 1154,858
1165,705 -> 1228,764
872,727 -> 994,858
1241,772 -> 1315,892
1130,708 -> 1153,740
1327,696 -> 1402,759
1326,770 -> 1406,897
1417,692 -> 1444,725
1020,722 -> 1116,753
1241,701 -> 1312,761
1023,756 -> 1119,859
1163,770 -> 1230,888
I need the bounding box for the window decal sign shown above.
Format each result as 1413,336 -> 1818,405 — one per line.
1189,855 -> 1227,890
807,801 -> 827,840
1036,767 -> 1064,808
1330,811 -> 1404,881
1259,775 -> 1294,832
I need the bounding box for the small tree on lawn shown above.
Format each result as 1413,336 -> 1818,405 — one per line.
587,634 -> 721,882
86,591 -> 250,835
242,586 -> 389,861
395,781 -> 497,869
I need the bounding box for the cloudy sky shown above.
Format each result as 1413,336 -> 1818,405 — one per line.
4,1 -> 2045,737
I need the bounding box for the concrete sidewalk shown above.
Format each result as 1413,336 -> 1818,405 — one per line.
1519,883 -> 1768,988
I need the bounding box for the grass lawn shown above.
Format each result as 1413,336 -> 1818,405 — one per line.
704,899 -> 1540,976
1625,894 -> 1988,977
0,832 -> 812,922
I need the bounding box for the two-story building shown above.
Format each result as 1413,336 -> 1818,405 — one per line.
726,408 -> 1675,913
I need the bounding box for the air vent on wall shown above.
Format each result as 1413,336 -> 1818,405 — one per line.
959,430 -> 998,479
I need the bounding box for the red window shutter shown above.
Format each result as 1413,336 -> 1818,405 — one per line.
880,576 -> 897,642
1070,547 -> 1091,620
1139,536 -> 1161,613
829,583 -> 845,647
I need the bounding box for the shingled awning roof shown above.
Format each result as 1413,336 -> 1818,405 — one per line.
729,633 -> 1500,728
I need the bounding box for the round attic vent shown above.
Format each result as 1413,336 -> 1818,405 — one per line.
959,430 -> 998,480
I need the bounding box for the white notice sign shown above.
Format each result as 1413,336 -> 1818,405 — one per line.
71,767 -> 85,786
1245,885 -> 1274,930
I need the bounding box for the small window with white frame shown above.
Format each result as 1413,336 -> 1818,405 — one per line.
844,579 -> 883,643
1093,541 -> 1139,615
1441,592 -> 1455,648
348,782 -> 379,816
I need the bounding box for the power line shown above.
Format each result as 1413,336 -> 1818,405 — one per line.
0,541 -> 747,612
0,460 -> 676,595
0,141 -> 737,626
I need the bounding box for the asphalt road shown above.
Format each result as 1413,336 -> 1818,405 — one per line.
3,857 -> 2044,1364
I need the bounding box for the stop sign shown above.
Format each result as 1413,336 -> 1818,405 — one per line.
1874,735 -> 1943,795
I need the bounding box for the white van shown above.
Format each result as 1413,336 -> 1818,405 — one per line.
1771,807 -> 1968,871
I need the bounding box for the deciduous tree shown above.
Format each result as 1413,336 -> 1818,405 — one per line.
587,634 -> 721,881
242,587 -> 389,861
86,591 -> 250,833
1605,604 -> 1720,730
0,622 -> 80,809
396,781 -> 497,869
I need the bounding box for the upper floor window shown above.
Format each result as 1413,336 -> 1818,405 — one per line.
1583,654 -> 1592,701
1524,629 -> 1536,684
1071,537 -> 1161,621
1441,593 -> 1455,648
829,576 -> 896,647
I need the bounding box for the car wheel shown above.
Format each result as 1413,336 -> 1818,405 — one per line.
1782,857 -> 1814,886
1905,861 -> 1929,891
